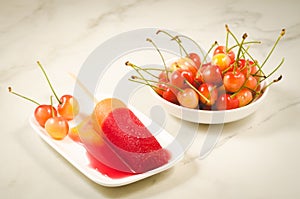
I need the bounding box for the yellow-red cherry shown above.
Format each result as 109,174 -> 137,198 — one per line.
37,61 -> 80,121
57,95 -> 79,121
198,83 -> 218,106
188,52 -> 201,69
162,86 -> 178,104
215,93 -> 239,110
34,105 -> 57,127
199,63 -> 223,86
177,88 -> 199,109
8,86 -> 58,127
223,71 -> 246,93
170,68 -> 195,89
213,46 -> 235,64
212,53 -> 231,71
244,75 -> 258,90
235,88 -> 253,107
45,116 -> 69,140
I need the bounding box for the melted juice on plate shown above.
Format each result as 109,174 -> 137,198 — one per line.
86,151 -> 134,179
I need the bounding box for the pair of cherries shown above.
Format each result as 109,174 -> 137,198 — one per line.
9,61 -> 79,140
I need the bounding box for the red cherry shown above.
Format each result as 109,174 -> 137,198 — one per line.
198,83 -> 218,106
162,86 -> 178,104
169,57 -> 197,74
188,53 -> 201,69
45,116 -> 69,140
236,59 -> 262,82
34,105 -> 58,127
212,53 -> 231,71
213,45 -> 235,64
235,88 -> 253,107
8,87 -> 58,127
37,61 -> 79,120
215,93 -> 239,110
170,68 -> 195,89
154,83 -> 168,96
177,88 -> 199,109
244,75 -> 258,90
57,95 -> 80,121
199,63 -> 223,86
223,71 -> 246,93
158,71 -> 168,83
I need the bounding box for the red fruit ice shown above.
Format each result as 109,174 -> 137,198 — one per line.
91,98 -> 170,173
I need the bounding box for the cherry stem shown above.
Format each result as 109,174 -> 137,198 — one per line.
184,80 -> 210,103
226,26 -> 266,77
225,25 -> 229,51
126,61 -> 163,92
196,41 -> 218,77
171,36 -> 189,57
129,78 -> 161,91
127,60 -> 160,79
146,38 -> 169,81
8,86 -> 40,105
156,30 -> 188,57
260,58 -> 285,83
255,75 -> 282,98
235,33 -> 248,70
260,29 -> 285,69
37,61 -> 61,104
125,61 -> 159,80
130,75 -> 184,92
203,41 -> 218,65
175,34 -> 205,58
50,95 -> 55,117
227,41 -> 261,52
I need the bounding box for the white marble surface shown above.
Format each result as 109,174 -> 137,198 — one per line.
1,0 -> 300,198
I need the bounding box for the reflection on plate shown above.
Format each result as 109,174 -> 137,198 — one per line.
29,110 -> 184,187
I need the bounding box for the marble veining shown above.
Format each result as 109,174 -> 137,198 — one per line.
1,0 -> 300,199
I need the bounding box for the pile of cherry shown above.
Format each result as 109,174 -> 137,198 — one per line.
9,61 -> 80,140
127,25 -> 285,110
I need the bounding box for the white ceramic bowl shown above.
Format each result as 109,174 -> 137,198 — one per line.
151,82 -> 269,124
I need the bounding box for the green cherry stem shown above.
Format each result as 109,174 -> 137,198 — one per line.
260,58 -> 285,83
203,41 -> 218,65
50,95 -> 55,117
37,61 -> 61,104
235,33 -> 248,67
128,61 -> 160,79
175,35 -> 205,58
254,75 -> 282,98
227,41 -> 261,52
171,36 -> 189,57
225,25 -> 229,52
196,41 -> 218,77
226,25 -> 265,77
184,80 -> 210,104
156,30 -> 188,57
260,29 -> 285,69
130,75 -> 184,92
126,61 -> 162,92
8,87 -> 40,105
146,38 -> 169,80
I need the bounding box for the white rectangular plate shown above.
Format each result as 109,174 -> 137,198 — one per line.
29,109 -> 184,187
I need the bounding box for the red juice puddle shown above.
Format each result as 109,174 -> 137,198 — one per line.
86,152 -> 135,179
